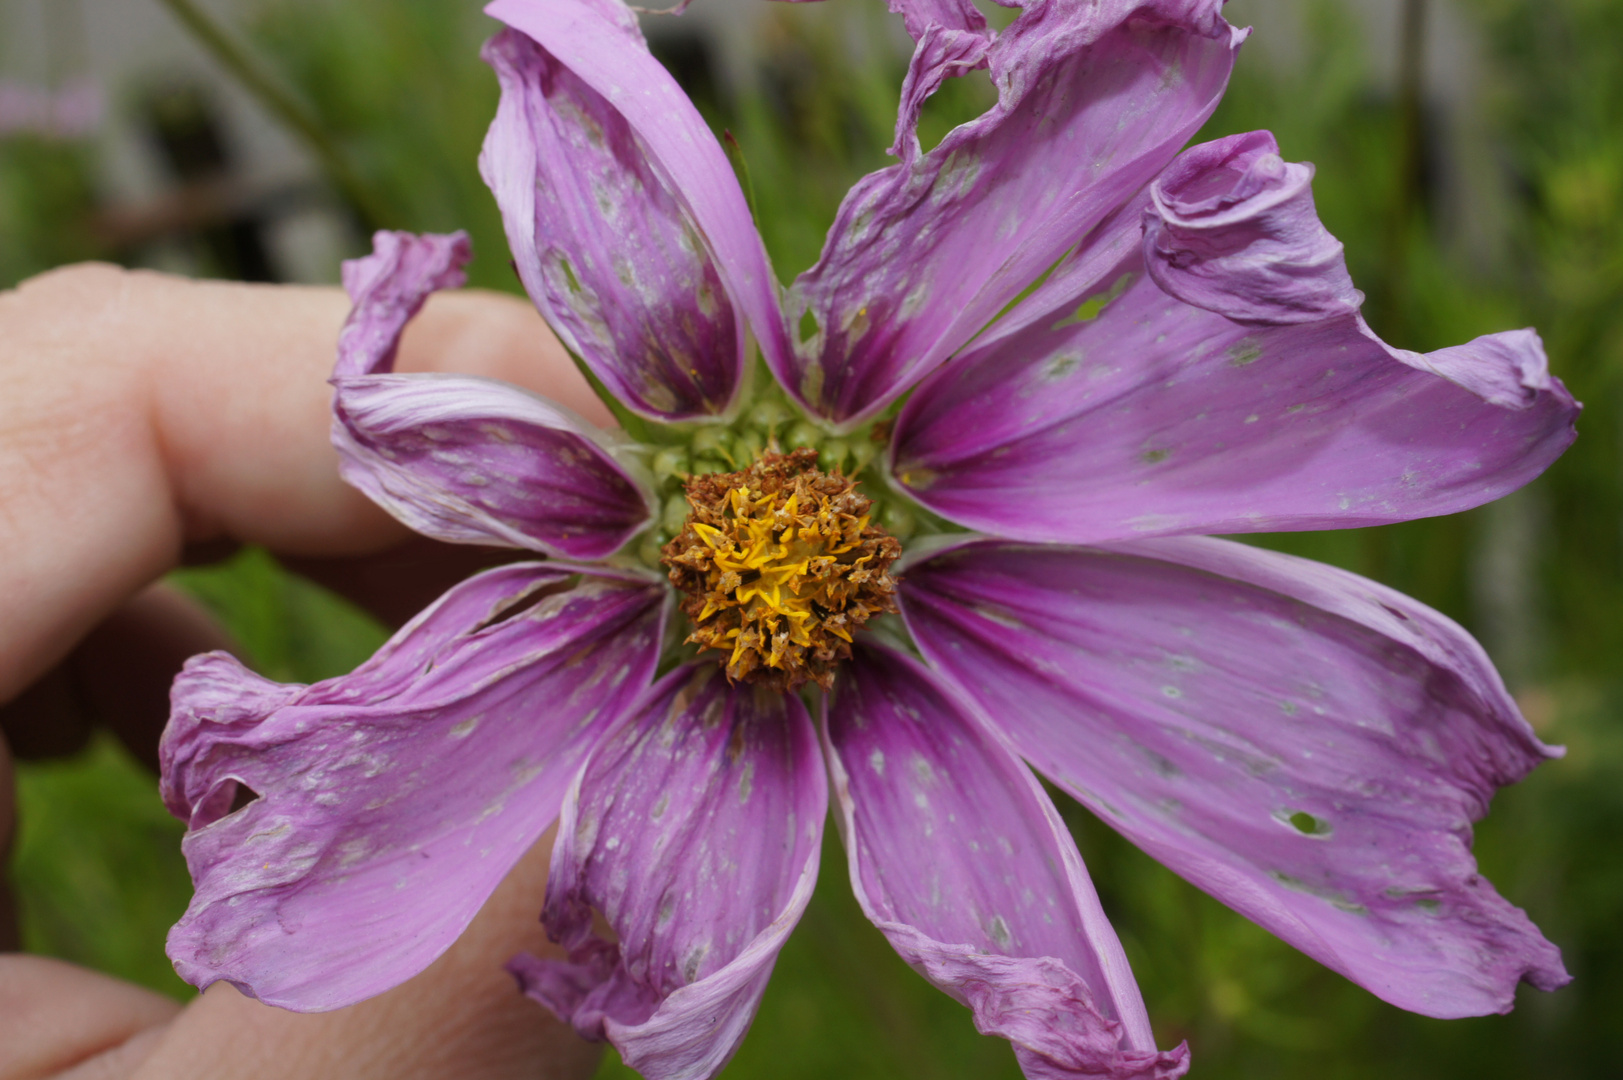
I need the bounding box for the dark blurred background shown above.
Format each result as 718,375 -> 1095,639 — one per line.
2,0 -> 1619,1077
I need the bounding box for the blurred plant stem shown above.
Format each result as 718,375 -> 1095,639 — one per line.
1382,0 -> 1429,337
155,0 -> 397,233
1362,0 -> 1431,586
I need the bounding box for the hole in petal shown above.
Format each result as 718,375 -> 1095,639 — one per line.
1279,809 -> 1333,837
1050,271 -> 1138,330
230,782 -> 262,815
192,777 -> 262,827
1384,887 -> 1444,914
969,0 -> 1020,30
474,575 -> 583,633
916,67 -> 996,155
590,906 -> 621,945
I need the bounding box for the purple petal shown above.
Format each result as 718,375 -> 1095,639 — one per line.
899,538 -> 1570,1018
965,185 -> 1154,355
511,665 -> 824,1080
332,231 -> 652,559
890,137 -> 1579,542
780,0 -> 1244,425
335,230 -> 471,379
1143,130 -> 1361,323
824,643 -> 1189,1080
160,563 -> 667,1011
335,374 -> 652,559
481,0 -> 792,419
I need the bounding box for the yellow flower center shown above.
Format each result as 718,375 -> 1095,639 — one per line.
661,449 -> 901,691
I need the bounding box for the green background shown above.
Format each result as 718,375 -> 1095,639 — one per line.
5,0 -> 1621,1076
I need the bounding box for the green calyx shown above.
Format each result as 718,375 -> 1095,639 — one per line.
617,360 -> 929,571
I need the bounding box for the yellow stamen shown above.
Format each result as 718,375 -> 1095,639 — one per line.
661,448 -> 901,692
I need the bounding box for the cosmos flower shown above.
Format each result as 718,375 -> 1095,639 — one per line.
160,1 -> 1578,1078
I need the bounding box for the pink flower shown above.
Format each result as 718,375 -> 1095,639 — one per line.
160,3 -> 1576,1078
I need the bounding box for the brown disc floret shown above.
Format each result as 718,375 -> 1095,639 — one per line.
660,448 -> 901,692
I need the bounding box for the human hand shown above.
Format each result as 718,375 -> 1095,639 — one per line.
0,263 -> 608,1080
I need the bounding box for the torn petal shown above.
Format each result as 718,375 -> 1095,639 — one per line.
511,665 -> 824,1080
782,0 -> 1243,425
824,643 -> 1188,1079
900,538 -> 1570,1018
890,135 -> 1579,543
161,563 -> 666,1011
334,230 -> 471,379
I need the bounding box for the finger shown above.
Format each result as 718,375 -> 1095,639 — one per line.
128,829 -> 601,1080
0,954 -> 181,1076
0,264 -> 602,703
49,1025 -> 170,1080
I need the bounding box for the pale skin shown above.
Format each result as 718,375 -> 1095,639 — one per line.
0,263 -> 610,1080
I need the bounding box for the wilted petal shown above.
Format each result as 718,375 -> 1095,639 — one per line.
824,643 -> 1188,1079
161,563 -> 666,1011
782,0 -> 1244,425
886,0 -> 991,42
482,0 -> 792,419
336,374 -> 651,559
900,538 -> 1570,1018
511,665 -> 824,1080
334,230 -> 473,380
332,231 -> 652,558
1143,130 -> 1360,323
890,136 -> 1579,542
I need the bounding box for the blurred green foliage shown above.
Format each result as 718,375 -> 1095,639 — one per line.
11,736 -> 193,997
0,134 -> 105,284
249,0 -> 515,290
5,0 -> 1622,1077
